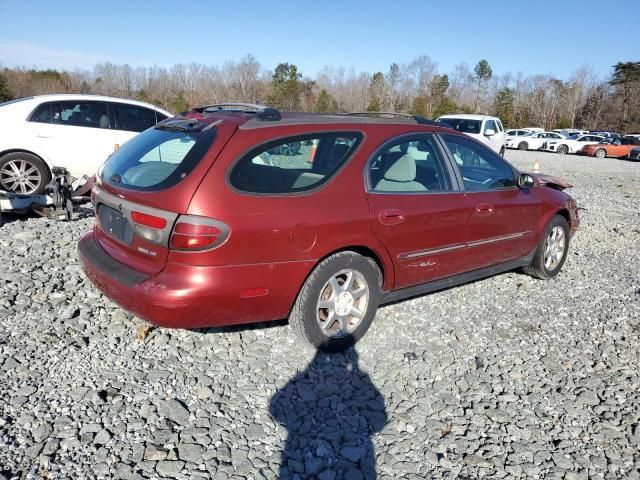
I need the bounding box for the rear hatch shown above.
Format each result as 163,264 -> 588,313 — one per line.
92,117 -> 237,274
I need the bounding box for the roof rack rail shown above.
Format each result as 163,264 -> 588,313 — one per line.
414,116 -> 453,128
345,111 -> 452,128
345,112 -> 415,119
192,103 -> 281,121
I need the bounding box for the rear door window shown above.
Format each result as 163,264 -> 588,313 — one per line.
101,122 -> 217,191
113,103 -> 158,132
229,133 -> 362,194
30,103 -> 52,123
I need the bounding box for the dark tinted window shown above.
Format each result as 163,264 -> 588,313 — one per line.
484,120 -> 497,133
102,125 -> 216,191
438,117 -> 481,134
368,134 -> 452,193
442,134 -> 516,191
31,103 -> 52,123
52,101 -> 109,129
156,111 -> 169,122
230,133 -> 362,194
114,104 -> 157,132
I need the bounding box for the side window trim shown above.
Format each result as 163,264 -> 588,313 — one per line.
436,133 -> 519,192
364,132 -> 461,194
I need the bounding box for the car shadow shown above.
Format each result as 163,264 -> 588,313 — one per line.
269,348 -> 387,479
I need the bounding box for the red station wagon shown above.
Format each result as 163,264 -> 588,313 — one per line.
78,104 -> 580,352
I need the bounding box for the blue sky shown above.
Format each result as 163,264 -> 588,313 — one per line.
0,0 -> 637,80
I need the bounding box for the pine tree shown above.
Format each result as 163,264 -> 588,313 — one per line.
473,59 -> 493,113
315,89 -> 338,113
0,74 -> 13,103
267,63 -> 302,111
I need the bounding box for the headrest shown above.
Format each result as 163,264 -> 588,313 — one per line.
383,154 -> 416,182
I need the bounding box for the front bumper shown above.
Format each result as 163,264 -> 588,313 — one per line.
78,231 -> 315,329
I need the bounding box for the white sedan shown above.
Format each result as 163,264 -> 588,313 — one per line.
506,131 -> 567,150
542,134 -> 605,155
0,94 -> 172,194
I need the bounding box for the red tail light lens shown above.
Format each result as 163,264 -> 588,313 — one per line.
131,211 -> 167,229
170,215 -> 230,251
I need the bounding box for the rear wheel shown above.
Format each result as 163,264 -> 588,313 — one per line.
557,144 -> 569,155
0,152 -> 50,195
499,147 -> 505,157
289,251 -> 381,352
518,142 -> 528,151
524,215 -> 570,280
595,148 -> 607,158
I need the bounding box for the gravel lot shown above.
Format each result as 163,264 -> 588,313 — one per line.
1,150 -> 639,480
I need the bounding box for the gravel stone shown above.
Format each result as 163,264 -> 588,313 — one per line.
0,152 -> 639,479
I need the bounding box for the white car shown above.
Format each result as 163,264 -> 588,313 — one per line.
506,129 -> 533,141
0,94 -> 172,195
542,134 -> 605,154
506,131 -> 567,150
436,114 -> 507,155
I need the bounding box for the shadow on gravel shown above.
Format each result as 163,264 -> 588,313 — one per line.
270,348 -> 386,479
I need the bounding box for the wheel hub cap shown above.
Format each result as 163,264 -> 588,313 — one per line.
316,269 -> 370,338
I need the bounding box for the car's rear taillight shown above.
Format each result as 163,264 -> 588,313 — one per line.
131,211 -> 168,244
170,215 -> 230,251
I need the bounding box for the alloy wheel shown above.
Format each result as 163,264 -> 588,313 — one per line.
316,269 -> 370,338
543,226 -> 566,271
0,159 -> 42,194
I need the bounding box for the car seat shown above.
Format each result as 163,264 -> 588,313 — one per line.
374,154 -> 426,192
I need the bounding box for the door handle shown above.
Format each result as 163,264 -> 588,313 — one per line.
378,209 -> 406,225
475,203 -> 494,216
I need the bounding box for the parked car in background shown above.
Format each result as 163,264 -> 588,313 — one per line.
627,147 -> 640,161
506,129 -> 533,141
436,114 -> 507,155
78,105 -> 579,352
523,127 -> 544,132
0,95 -> 172,195
580,136 -> 640,158
543,134 -> 605,154
506,131 -> 567,151
552,129 -> 588,138
624,133 -> 640,139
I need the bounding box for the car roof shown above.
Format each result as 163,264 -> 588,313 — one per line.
437,114 -> 496,121
27,94 -> 173,116
174,105 -> 456,132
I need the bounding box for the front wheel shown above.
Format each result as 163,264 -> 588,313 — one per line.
518,142 -> 528,151
289,251 -> 381,352
557,144 -> 569,155
595,149 -> 607,158
523,215 -> 570,280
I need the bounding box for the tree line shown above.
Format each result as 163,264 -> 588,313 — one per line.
1,55 -> 638,132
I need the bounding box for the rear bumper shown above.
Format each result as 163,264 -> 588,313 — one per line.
78,231 -> 315,329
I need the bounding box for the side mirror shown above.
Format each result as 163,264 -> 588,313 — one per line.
484,128 -> 496,137
518,173 -> 535,188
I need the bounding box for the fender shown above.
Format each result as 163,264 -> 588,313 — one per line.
0,145 -> 55,171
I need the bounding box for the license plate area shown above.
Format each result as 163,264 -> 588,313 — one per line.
97,204 -> 134,245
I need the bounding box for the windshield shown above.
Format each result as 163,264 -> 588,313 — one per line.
101,125 -> 216,191
438,118 -> 481,134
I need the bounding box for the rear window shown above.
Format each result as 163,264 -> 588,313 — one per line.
101,125 -> 216,191
229,133 -> 362,194
438,118 -> 481,134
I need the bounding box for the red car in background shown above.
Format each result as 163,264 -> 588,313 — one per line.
78,105 -> 580,352
581,136 -> 640,158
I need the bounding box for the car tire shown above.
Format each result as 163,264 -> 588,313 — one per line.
0,152 -> 51,195
595,149 -> 607,158
523,214 -> 570,280
289,251 -> 382,352
518,142 -> 528,151
557,145 -> 569,155
499,147 -> 506,157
